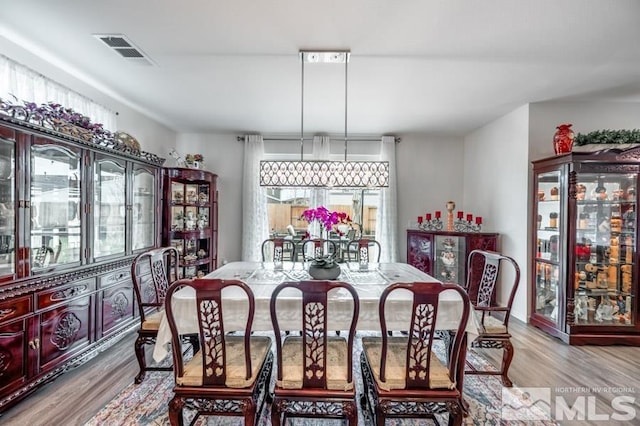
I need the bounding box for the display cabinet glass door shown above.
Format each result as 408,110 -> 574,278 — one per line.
434,235 -> 465,283
535,170 -> 562,324
131,165 -> 156,251
0,136 -> 14,277
30,142 -> 82,271
573,172 -> 636,326
94,157 -> 126,258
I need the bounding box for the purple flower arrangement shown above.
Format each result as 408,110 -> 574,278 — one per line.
300,206 -> 352,238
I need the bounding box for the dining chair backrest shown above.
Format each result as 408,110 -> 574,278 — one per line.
465,249 -> 520,313
270,280 -> 360,389
165,278 -> 256,386
300,238 -> 338,261
377,281 -> 470,388
346,238 -> 381,263
261,237 -> 296,262
131,246 -> 180,322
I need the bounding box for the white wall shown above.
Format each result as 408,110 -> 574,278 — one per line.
464,105 -> 530,321
0,35 -> 176,155
396,134 -> 465,262
175,134 -> 244,263
529,101 -> 640,160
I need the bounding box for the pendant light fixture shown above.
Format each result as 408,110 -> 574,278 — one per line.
259,50 -> 390,188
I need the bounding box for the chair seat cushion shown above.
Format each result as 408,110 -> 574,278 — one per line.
177,335 -> 271,388
276,336 -> 353,391
474,309 -> 508,334
141,310 -> 163,331
362,336 -> 454,392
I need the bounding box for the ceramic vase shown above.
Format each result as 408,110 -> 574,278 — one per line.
308,264 -> 341,280
554,123 -> 575,154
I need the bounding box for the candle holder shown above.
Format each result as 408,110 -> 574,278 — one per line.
453,218 -> 482,232
419,217 -> 444,231
419,202 -> 483,232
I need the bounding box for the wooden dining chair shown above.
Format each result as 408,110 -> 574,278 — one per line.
261,237 -> 296,263
360,281 -> 471,426
130,246 -> 180,384
299,238 -> 338,262
346,238 -> 381,266
165,278 -> 274,425
270,280 -> 360,425
463,249 -> 521,387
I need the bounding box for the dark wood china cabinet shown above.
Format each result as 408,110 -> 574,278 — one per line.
531,148 -> 639,345
0,107 -> 164,412
162,168 -> 218,279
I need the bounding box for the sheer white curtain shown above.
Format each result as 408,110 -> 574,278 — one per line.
375,136 -> 398,262
308,135 -> 330,237
0,54 -> 117,130
241,135 -> 270,261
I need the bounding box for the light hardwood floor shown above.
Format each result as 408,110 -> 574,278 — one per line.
1,319 -> 638,425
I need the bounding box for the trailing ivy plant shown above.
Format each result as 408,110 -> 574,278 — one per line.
574,129 -> 640,146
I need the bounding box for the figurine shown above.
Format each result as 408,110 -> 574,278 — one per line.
185,210 -> 196,230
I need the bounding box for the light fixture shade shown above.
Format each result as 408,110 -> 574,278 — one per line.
259,160 -> 389,188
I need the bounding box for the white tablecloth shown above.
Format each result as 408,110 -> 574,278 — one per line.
153,261 -> 477,362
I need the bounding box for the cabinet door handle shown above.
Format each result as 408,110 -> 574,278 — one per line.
28,339 -> 40,350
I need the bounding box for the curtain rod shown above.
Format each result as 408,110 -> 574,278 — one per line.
236,136 -> 401,143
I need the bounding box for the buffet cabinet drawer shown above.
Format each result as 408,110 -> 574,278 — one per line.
98,268 -> 130,288
99,279 -> 135,338
36,279 -> 96,310
0,296 -> 31,324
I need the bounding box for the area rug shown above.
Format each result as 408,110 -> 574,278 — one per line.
85,333 -> 557,425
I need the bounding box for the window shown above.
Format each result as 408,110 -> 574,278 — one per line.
266,188 -> 378,239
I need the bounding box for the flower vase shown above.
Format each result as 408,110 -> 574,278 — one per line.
308,264 -> 341,280
553,123 -> 575,155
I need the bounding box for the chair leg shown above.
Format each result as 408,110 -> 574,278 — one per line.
346,401 -> 358,426
447,401 -> 464,426
243,399 -> 256,426
168,396 -> 185,426
271,400 -> 281,426
500,340 -> 514,387
134,335 -> 147,384
375,406 -> 385,426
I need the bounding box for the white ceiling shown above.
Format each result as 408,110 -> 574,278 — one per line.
1,0 -> 640,137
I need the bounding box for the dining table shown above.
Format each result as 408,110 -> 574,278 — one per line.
152,260 -> 477,363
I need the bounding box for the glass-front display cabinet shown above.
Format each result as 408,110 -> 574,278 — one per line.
0,104 -> 165,413
532,148 -> 639,345
162,168 -> 218,280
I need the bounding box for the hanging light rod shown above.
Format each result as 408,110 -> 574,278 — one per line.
259,49 -> 390,188
236,136 -> 401,143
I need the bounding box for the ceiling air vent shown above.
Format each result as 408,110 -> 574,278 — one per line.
93,34 -> 154,66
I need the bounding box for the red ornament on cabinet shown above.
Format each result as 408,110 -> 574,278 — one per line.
553,123 -> 575,154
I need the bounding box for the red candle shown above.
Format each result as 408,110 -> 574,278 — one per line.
417,216 -> 423,224
457,211 -> 464,219
476,216 -> 482,225
426,213 -> 432,220
466,213 -> 473,222
435,211 -> 441,219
